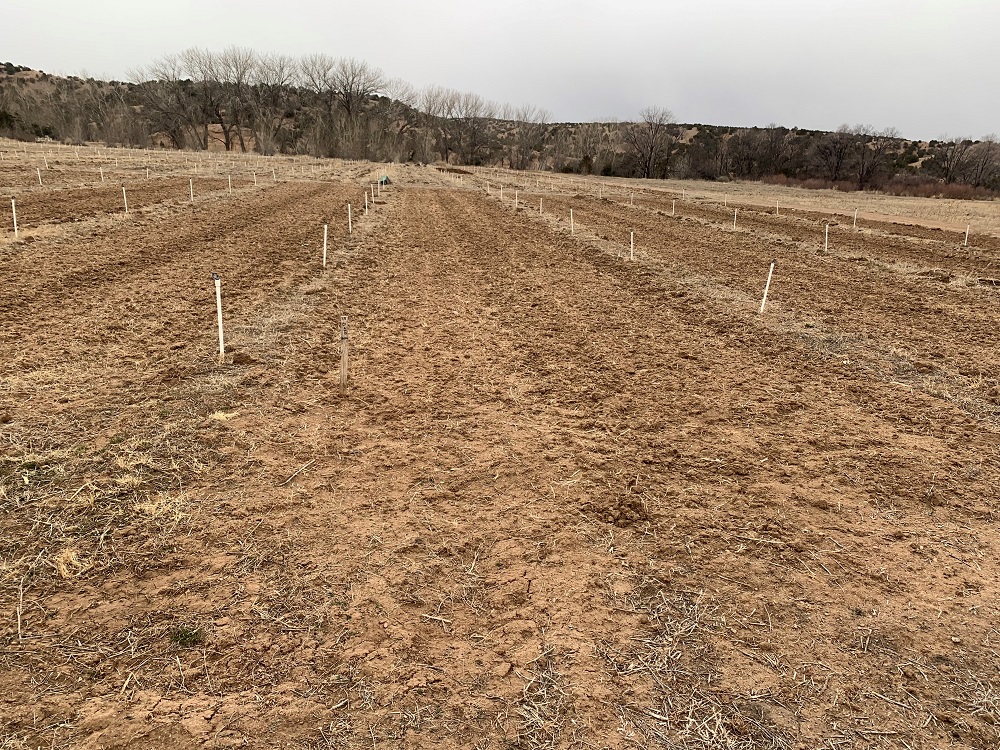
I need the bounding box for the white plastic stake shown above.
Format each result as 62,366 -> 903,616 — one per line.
146,167 -> 149,179
570,209 -> 574,234
10,197 -> 17,238
776,200 -> 779,216
123,187 -> 128,215
965,225 -> 970,246
189,179 -> 194,202
323,224 -> 328,267
377,180 -> 381,197
100,167 -> 104,182
371,183 -> 375,203
213,273 -> 225,363
853,208 -> 858,229
539,197 -> 543,213
759,259 -> 776,315
825,223 -> 829,251
340,316 -> 349,395
630,231 -> 635,260
348,204 -> 352,234
228,175 -> 232,194
272,168 -> 277,182
733,208 -> 738,230
364,192 -> 369,215
500,185 -> 503,201
43,156 -> 48,169
630,192 -> 634,206
36,168 -> 42,186
253,172 -> 257,186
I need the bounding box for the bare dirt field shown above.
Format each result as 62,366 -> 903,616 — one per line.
2,146 -> 999,749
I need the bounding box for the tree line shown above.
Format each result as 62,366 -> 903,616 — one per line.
1,49 -> 998,196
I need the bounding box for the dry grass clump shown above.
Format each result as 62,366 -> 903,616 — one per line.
600,573 -> 794,750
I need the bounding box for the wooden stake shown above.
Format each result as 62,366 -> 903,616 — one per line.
10,197 -> 17,238
213,273 -> 225,363
323,224 -> 328,267
759,259 -> 776,314
339,316 -> 349,395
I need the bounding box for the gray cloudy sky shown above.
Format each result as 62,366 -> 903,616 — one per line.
4,0 -> 998,140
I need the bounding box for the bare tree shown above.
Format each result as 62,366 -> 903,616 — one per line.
813,124 -> 853,182
624,106 -> 675,178
509,104 -> 550,170
853,124 -> 900,189
932,136 -> 974,184
247,53 -> 296,154
965,135 -> 999,187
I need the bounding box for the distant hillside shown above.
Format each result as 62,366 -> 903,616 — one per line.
2,58 -> 997,196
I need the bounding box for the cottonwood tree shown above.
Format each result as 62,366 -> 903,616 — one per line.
246,53 -> 297,154
853,124 -> 900,189
508,104 -> 550,170
624,106 -> 675,178
932,136 -> 974,184
813,124 -> 853,182
965,135 -> 999,187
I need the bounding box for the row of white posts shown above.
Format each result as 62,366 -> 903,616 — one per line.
211,181 -> 381,387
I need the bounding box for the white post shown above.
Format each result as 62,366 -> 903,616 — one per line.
365,192 -> 369,215
348,204 -> 353,234
43,155 -> 48,169
10,197 -> 17,238
539,197 -> 543,214
854,208 -> 858,229
228,175 -> 232,194
776,200 -> 779,216
487,182 -> 491,195
724,193 -> 727,208
500,185 -> 503,201
965,225 -> 970,246
190,178 -> 194,202
377,179 -> 381,197
571,209 -> 574,234
323,224 -> 328,267
630,192 -> 634,206
825,223 -> 829,251
272,168 -> 277,182
253,171 -> 257,186
630,231 -> 634,261
371,183 -> 375,203
759,260 -> 776,314
733,208 -> 738,230
146,167 -> 149,179
36,168 -> 42,186
213,274 -> 225,363
123,186 -> 128,215
100,167 -> 104,182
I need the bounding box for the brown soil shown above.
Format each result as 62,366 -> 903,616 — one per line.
2,154 -> 1000,750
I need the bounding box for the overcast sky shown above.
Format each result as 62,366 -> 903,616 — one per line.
4,0 -> 997,140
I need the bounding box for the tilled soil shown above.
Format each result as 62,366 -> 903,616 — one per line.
1,163 -> 999,750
